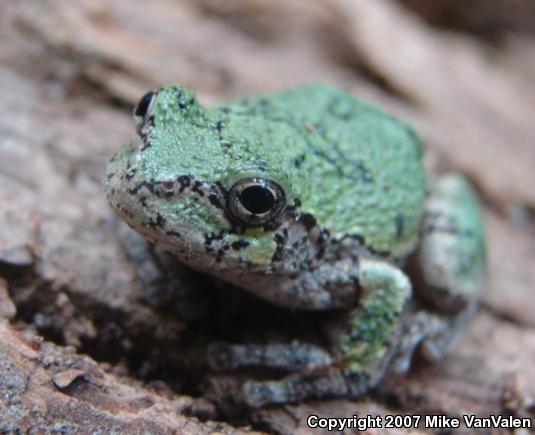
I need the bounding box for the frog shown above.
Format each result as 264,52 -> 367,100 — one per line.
105,83 -> 486,408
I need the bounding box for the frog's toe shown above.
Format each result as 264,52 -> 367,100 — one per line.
242,370 -> 348,408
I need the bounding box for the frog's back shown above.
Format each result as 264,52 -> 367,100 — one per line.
220,84 -> 427,257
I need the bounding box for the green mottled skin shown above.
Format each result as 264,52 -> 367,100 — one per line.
106,83 -> 486,406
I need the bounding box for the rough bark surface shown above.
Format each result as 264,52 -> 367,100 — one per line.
1,0 -> 534,434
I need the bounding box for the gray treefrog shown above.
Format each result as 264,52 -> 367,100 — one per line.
106,83 -> 486,407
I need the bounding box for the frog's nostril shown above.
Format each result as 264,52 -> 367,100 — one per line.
163,181 -> 175,190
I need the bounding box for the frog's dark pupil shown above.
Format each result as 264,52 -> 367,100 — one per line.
239,185 -> 275,215
135,92 -> 154,117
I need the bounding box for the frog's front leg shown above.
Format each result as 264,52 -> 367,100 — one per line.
208,259 -> 411,407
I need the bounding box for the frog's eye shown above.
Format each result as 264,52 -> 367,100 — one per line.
133,91 -> 156,127
228,178 -> 286,227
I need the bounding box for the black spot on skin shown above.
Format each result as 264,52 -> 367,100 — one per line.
166,230 -> 181,238
349,272 -> 361,289
177,175 -> 191,193
309,122 -> 374,184
345,233 -> 365,245
215,121 -> 224,133
271,233 -> 286,263
299,213 -> 317,231
208,194 -> 223,209
177,97 -> 196,112
170,86 -> 183,98
157,214 -> 166,226
355,161 -> 373,184
293,154 -> 306,168
215,181 -> 228,196
316,229 -> 329,246
204,230 -> 227,246
139,196 -> 147,207
128,181 -> 147,195
214,120 -> 232,152
342,233 -> 391,257
192,181 -> 205,197
145,180 -> 156,193
294,198 -> 302,207
231,240 -> 249,251
262,218 -> 283,232
303,257 -> 314,270
315,245 -> 326,260
370,247 -> 391,257
147,213 -> 166,229
395,213 -> 405,239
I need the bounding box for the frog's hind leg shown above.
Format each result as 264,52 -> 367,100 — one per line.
227,259 -> 412,407
397,174 -> 486,368
416,174 -> 486,311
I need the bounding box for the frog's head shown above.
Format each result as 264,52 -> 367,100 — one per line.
106,84 -> 310,276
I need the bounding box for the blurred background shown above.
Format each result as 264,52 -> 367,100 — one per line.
0,0 -> 534,433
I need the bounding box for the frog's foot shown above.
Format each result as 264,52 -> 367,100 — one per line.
205,342 -> 337,408
208,259 -> 412,408
389,305 -> 477,373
